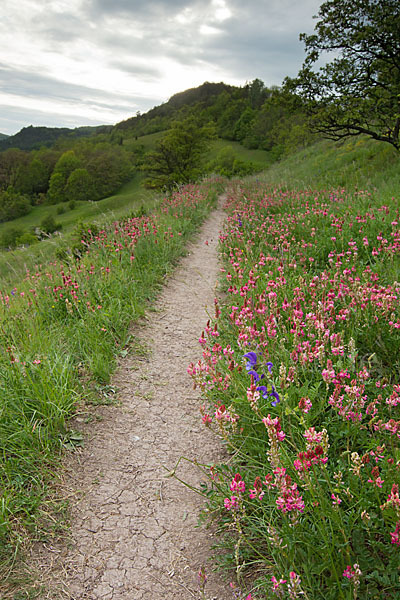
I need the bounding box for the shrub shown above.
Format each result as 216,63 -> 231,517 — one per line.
1,226 -> 26,248
40,213 -> 62,234
15,232 -> 39,246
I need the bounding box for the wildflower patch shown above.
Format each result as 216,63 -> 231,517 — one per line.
190,182 -> 400,599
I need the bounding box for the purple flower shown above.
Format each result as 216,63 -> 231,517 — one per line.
244,352 -> 258,371
256,385 -> 269,399
249,370 -> 264,383
244,354 -> 278,404
270,388 -> 280,407
256,385 -> 280,407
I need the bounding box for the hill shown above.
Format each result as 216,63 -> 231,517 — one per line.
0,133 -> 8,140
114,81 -> 240,136
0,124 -> 112,151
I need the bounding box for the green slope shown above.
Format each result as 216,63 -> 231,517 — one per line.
258,136 -> 400,200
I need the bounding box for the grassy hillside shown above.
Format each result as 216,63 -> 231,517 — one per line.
0,174 -> 158,283
1,128 -> 399,596
190,139 -> 400,600
258,136 -> 400,199
0,134 -> 269,262
0,180 -> 222,598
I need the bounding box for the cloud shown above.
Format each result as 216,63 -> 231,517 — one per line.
110,61 -> 162,80
91,0 -> 202,19
0,63 -> 138,109
0,0 -> 324,135
0,103 -> 111,133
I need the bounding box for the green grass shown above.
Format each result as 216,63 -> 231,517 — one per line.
0,174 -> 149,237
0,180 -> 222,597
125,130 -> 165,151
257,136 -> 400,199
208,138 -> 272,165
0,174 -> 160,284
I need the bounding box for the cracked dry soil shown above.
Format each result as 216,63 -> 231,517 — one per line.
38,202 -> 232,599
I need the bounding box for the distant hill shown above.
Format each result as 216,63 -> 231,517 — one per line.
0,124 -> 112,152
114,81 -> 240,136
0,133 -> 8,141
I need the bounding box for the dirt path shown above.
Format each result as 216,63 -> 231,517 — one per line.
40,201 -> 232,599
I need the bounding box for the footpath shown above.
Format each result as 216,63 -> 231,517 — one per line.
34,200 -> 231,600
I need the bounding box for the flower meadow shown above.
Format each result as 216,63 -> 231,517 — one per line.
189,181 -> 400,599
0,181 -> 220,568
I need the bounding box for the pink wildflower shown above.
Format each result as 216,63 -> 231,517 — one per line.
201,413 -> 212,426
368,466 -> 384,488
390,521 -> 400,546
343,565 -> 355,579
224,495 -> 239,511
263,415 -> 286,468
381,483 -> 400,513
322,359 -> 335,383
274,469 -> 305,514
249,476 -> 264,500
298,397 -> 312,413
230,473 -> 246,493
303,427 -> 323,445
288,571 -> 304,599
271,575 -> 287,597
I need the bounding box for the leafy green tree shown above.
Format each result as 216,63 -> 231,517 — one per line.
217,99 -> 248,140
0,149 -> 29,191
246,78 -> 267,109
234,107 -> 256,142
47,171 -> 67,204
142,117 -> 215,190
0,188 -> 31,223
288,0 -> 400,149
53,150 -> 81,179
65,168 -> 95,202
86,144 -> 132,199
14,157 -> 50,197
47,150 -> 81,203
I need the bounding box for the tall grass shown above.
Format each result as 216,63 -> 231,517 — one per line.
190,178 -> 400,599
257,136 -> 400,200
0,175 -> 158,283
0,179 -> 222,588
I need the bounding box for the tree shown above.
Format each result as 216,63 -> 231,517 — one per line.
47,150 -> 81,203
246,78 -> 267,109
0,149 -> 29,190
287,0 -> 400,149
65,168 -> 94,202
47,171 -> 67,204
142,117 -> 215,190
86,144 -> 132,199
14,157 -> 50,197
0,188 -> 31,223
234,107 -> 256,142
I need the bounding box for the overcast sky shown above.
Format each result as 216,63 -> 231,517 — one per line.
0,0 -> 323,136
